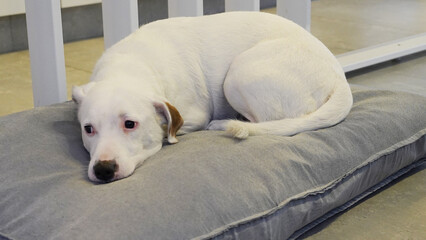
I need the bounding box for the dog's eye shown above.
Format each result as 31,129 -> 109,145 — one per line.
84,125 -> 94,134
124,120 -> 136,129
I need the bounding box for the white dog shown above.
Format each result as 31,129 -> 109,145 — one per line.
72,12 -> 353,183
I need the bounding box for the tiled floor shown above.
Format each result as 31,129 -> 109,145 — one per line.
1,0 -> 425,239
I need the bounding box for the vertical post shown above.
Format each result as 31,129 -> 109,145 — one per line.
25,0 -> 67,107
277,0 -> 311,31
225,0 -> 260,12
168,0 -> 203,18
102,0 -> 139,49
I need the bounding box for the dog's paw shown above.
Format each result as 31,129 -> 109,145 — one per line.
206,120 -> 229,131
226,121 -> 249,139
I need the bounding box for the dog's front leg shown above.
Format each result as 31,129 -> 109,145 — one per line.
207,120 -> 250,139
206,120 -> 228,131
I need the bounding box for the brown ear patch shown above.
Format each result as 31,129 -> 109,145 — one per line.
165,102 -> 184,142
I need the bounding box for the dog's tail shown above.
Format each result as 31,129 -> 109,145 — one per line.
226,82 -> 353,139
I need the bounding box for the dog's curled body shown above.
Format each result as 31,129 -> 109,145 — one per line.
73,12 -> 353,182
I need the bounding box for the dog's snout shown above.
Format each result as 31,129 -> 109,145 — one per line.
93,160 -> 118,182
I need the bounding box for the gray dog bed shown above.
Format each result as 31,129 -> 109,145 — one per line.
1,86 -> 425,240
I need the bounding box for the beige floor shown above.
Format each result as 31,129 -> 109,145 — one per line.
0,38 -> 104,116
1,0 -> 426,239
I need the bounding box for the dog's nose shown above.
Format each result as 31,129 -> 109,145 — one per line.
93,160 -> 118,182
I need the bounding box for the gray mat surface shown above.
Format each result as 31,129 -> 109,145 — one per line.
1,87 -> 425,239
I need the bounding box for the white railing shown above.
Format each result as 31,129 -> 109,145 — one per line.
102,0 -> 139,49
24,0 -> 425,107
25,0 -> 67,107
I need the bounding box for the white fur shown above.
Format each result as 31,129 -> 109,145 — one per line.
73,12 -> 353,182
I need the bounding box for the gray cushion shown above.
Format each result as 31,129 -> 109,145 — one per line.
0,86 -> 425,240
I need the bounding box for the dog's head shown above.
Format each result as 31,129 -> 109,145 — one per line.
72,81 -> 183,183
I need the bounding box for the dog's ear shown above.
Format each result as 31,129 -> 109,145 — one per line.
153,101 -> 184,144
72,82 -> 96,104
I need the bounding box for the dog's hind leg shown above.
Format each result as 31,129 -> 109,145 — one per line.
212,38 -> 322,126
208,37 -> 351,138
